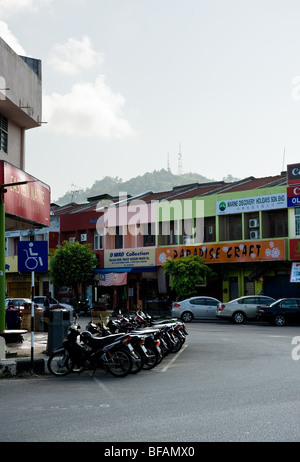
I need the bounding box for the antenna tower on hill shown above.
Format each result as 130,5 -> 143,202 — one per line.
178,143 -> 183,175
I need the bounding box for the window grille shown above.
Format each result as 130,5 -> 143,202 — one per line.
0,114 -> 8,153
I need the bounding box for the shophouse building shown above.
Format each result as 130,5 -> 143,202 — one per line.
8,164 -> 300,313
0,37 -> 50,328
96,169 -> 300,311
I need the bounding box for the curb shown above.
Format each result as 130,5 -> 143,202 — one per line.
0,357 -> 46,377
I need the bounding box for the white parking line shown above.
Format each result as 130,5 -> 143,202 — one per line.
161,344 -> 188,372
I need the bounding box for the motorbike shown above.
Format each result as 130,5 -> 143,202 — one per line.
107,315 -> 183,356
86,319 -> 162,371
134,310 -> 189,351
47,323 -> 133,377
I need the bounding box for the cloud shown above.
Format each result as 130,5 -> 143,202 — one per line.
0,21 -> 26,54
48,36 -> 104,75
0,0 -> 50,18
43,75 -> 135,139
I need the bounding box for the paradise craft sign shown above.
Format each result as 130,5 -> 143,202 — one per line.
156,239 -> 286,265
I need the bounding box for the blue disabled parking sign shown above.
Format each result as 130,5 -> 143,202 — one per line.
18,241 -> 48,272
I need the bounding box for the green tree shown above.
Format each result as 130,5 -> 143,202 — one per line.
163,255 -> 216,301
50,241 -> 96,302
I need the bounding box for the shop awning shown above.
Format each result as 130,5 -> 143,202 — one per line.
94,267 -> 157,274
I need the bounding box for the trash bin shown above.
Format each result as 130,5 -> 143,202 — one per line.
46,309 -> 72,355
6,309 -> 21,330
35,311 -> 44,332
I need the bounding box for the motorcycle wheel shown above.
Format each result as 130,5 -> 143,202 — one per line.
130,347 -> 145,374
143,346 -> 160,370
47,351 -> 74,376
106,348 -> 133,377
171,333 -> 183,353
155,345 -> 164,365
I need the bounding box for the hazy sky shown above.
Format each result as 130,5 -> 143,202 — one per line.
1,0 -> 300,201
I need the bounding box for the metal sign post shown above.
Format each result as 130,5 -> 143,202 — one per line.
18,241 -> 48,374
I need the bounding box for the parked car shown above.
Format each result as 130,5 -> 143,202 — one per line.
171,296 -> 221,322
33,296 -> 73,313
257,298 -> 300,326
5,298 -> 42,311
216,295 -> 276,324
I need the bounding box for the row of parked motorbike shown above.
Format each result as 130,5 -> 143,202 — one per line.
47,310 -> 188,377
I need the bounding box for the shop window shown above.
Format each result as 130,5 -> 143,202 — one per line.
204,217 -> 216,242
265,210 -> 288,238
158,221 -> 179,245
229,214 -> 242,240
115,226 -> 123,249
219,214 -> 242,241
94,232 -> 103,250
143,223 -> 155,246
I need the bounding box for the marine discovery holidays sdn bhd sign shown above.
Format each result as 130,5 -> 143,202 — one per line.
216,193 -> 286,215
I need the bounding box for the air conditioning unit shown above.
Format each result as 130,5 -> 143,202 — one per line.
250,230 -> 259,239
249,218 -> 259,228
69,237 -> 76,242
81,233 -> 87,242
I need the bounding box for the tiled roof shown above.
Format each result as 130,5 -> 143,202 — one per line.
52,173 -> 288,215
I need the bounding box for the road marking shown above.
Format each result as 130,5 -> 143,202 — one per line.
161,344 -> 188,372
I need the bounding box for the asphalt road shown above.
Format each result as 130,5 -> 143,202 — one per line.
1,320 -> 300,443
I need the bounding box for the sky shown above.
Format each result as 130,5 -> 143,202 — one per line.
1,0 -> 300,202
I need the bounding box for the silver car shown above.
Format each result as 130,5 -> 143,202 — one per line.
33,296 -> 73,312
216,295 -> 276,324
171,296 -> 221,322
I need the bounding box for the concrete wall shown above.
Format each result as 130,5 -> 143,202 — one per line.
0,37 -> 42,126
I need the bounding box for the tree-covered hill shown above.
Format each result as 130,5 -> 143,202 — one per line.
55,169 -> 216,205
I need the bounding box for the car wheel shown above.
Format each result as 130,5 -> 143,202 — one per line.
181,311 -> 193,323
232,311 -> 245,324
273,315 -> 286,326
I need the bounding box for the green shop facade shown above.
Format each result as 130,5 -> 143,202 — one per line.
155,183 -> 300,302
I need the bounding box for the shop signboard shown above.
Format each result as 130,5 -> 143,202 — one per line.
287,163 -> 300,185
104,248 -> 156,269
216,193 -> 286,215
287,186 -> 300,207
156,239 -> 286,265
290,239 -> 300,260
290,262 -> 300,282
0,161 -> 50,227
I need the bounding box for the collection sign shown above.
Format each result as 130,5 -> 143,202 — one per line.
216,193 -> 286,215
104,248 -> 156,269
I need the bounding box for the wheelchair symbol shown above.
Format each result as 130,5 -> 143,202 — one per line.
23,242 -> 44,270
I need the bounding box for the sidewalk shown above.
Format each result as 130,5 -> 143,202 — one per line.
5,331 -> 48,358
1,316 -> 93,376
0,331 -> 48,377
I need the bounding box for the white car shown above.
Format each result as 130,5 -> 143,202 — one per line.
33,296 -> 73,312
171,296 -> 221,322
216,295 -> 276,324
